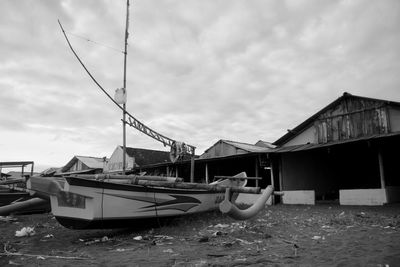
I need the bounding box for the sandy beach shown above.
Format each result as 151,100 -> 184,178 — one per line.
1,204 -> 399,266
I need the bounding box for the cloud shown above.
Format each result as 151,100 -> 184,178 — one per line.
1,0 -> 400,170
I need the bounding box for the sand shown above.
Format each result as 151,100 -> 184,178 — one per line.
1,204 -> 399,266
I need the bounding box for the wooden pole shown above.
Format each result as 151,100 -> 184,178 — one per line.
0,179 -> 25,186
255,157 -> 259,188
75,174 -> 183,183
122,0 -> 130,175
190,155 -> 195,183
214,176 -> 262,180
0,198 -> 48,216
278,156 -> 283,191
205,163 -> 209,184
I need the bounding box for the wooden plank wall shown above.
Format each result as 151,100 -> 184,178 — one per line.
314,98 -> 389,143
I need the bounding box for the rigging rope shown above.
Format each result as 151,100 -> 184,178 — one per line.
64,30 -> 124,54
58,20 -> 191,150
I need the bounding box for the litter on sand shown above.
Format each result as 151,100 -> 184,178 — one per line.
15,227 -> 35,237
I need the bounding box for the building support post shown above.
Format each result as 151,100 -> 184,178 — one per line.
190,156 -> 195,183
255,157 -> 259,188
378,149 -> 386,188
205,163 -> 209,184
278,156 -> 283,192
30,163 -> 34,177
270,163 -> 275,205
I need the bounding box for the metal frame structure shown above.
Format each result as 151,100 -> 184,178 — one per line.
0,161 -> 34,179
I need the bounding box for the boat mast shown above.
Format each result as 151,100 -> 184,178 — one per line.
58,1 -> 196,176
122,0 -> 130,174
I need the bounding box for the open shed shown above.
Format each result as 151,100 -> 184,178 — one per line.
272,92 -> 400,205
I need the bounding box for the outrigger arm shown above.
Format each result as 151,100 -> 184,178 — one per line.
219,185 -> 280,220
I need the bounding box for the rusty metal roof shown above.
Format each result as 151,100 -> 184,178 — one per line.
223,140 -> 273,153
0,161 -> 34,168
271,131 -> 400,153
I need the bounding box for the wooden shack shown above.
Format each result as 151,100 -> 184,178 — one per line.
272,92 -> 400,205
60,156 -> 106,175
104,146 -> 170,173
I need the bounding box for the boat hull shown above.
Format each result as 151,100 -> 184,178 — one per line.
50,177 -> 239,229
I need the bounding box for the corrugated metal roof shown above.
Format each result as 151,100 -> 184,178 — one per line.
75,156 -> 105,169
223,140 -> 272,153
272,131 -> 400,153
255,140 -> 276,149
62,156 -> 105,172
0,161 -> 34,167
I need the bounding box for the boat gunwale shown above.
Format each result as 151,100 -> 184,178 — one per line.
65,177 -> 229,195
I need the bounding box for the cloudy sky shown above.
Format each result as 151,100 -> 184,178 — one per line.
1,0 -> 400,172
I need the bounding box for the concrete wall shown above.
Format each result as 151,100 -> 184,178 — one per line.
282,190 -> 315,205
340,187 -> 400,205
340,189 -> 387,205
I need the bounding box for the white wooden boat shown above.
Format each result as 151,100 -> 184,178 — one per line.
27,172 -> 259,229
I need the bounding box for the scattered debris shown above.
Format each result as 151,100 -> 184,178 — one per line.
235,238 -> 253,245
212,231 -> 223,237
153,235 -> 174,240
82,236 -> 110,245
311,236 -> 325,240
213,223 -> 230,228
1,242 -> 91,260
207,253 -> 228,257
133,236 -> 143,241
264,233 -> 272,239
0,216 -> 17,222
15,227 -> 35,237
163,248 -> 174,253
198,236 -> 209,242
